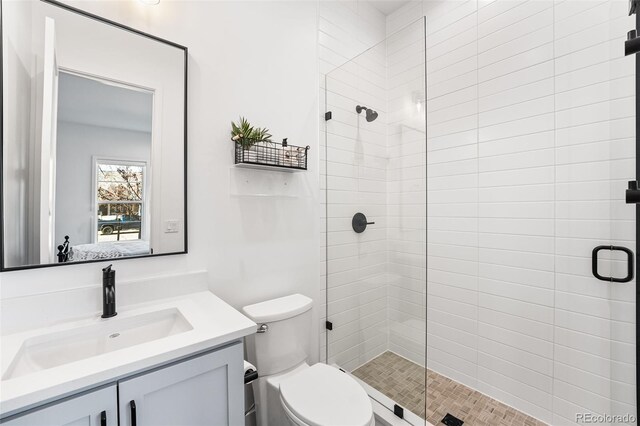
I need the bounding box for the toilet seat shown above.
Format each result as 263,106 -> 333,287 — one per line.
279,364 -> 373,426
280,399 -> 375,426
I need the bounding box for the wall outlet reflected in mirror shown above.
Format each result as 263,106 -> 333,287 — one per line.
164,220 -> 180,233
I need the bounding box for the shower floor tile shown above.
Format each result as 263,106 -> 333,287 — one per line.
352,351 -> 547,426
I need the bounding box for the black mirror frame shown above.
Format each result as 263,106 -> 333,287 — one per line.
0,0 -> 188,271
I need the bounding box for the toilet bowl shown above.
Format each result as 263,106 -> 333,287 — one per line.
243,294 -> 374,426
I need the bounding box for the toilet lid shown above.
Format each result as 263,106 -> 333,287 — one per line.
279,364 -> 373,426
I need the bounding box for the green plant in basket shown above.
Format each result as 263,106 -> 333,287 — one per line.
231,117 -> 273,149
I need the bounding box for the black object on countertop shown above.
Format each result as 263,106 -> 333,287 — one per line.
101,264 -> 117,318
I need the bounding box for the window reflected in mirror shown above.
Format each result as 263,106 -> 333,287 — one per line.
96,163 -> 145,243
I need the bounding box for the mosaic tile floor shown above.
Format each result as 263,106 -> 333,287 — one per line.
352,351 -> 547,426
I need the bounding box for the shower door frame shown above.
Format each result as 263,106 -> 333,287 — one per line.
635,9 -> 640,412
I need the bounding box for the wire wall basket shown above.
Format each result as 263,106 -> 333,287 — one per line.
235,140 -> 309,171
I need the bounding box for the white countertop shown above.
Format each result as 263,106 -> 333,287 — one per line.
0,291 -> 256,417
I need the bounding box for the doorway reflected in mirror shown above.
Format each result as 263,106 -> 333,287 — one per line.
54,72 -> 153,263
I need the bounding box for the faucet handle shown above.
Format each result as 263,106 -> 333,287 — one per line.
100,264 -> 117,318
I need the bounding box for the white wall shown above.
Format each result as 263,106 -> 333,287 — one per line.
1,0 -> 321,362
54,121 -> 151,246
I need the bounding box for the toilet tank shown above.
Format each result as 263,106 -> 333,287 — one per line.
243,294 -> 313,376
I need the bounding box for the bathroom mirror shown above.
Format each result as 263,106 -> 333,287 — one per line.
1,0 -> 188,270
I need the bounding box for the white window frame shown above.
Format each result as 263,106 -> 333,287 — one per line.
92,157 -> 150,244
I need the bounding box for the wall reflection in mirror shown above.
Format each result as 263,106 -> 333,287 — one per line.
2,0 -> 187,270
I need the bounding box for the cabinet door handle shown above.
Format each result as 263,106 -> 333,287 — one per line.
130,400 -> 137,426
100,410 -> 107,426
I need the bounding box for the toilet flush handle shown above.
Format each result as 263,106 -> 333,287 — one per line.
257,324 -> 269,333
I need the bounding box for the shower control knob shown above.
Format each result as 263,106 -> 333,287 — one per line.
352,213 -> 375,233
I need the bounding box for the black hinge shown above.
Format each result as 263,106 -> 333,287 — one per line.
325,321 -> 333,330
325,111 -> 332,121
394,404 -> 404,419
442,413 -> 464,426
627,181 -> 640,204
626,1 -> 640,55
627,31 -> 640,56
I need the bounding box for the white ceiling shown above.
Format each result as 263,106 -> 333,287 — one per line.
57,72 -> 153,133
365,0 -> 411,15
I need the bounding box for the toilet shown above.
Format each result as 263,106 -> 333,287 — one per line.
243,294 -> 375,426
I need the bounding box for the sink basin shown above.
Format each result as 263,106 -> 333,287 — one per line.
3,308 -> 192,380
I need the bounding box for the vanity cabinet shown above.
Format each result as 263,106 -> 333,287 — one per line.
2,385 -> 118,426
1,342 -> 244,426
118,343 -> 244,426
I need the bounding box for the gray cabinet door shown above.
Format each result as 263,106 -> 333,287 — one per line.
1,385 -> 117,426
118,342 -> 244,426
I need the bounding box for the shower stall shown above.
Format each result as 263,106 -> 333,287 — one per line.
322,1 -> 638,425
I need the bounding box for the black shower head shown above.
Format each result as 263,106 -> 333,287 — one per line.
356,105 -> 378,122
366,109 -> 378,122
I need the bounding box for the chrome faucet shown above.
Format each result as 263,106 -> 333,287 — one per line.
101,264 -> 117,318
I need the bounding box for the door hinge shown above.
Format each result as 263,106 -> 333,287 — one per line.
325,321 -> 333,330
627,181 -> 640,204
626,30 -> 640,56
325,111 -> 332,121
393,404 -> 404,419
625,1 -> 640,55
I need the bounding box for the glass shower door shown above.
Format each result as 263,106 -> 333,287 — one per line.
421,0 -> 638,424
552,6 -> 637,416
552,110 -> 637,425
323,18 -> 427,425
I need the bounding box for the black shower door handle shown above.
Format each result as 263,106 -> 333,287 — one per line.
592,245 -> 634,283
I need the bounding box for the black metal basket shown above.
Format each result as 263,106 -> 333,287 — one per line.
234,141 -> 309,171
